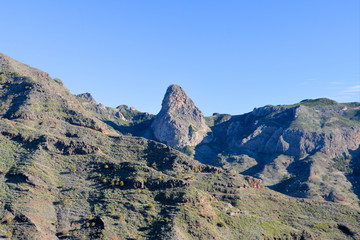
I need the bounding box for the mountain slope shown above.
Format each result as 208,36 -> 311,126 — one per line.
0,54 -> 359,240
198,99 -> 360,205
1,116 -> 359,240
76,92 -> 155,138
0,53 -> 108,132
77,79 -> 360,206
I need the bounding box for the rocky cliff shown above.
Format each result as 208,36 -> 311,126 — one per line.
151,85 -> 209,148
222,103 -> 360,158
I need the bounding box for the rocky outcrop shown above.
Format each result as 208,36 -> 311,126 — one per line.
230,125 -> 360,159
147,179 -> 190,190
76,92 -> 97,105
244,176 -> 264,189
151,85 -> 209,147
221,104 -> 360,159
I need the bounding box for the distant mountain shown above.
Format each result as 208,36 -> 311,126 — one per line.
1,53 -> 359,239
76,92 -> 155,138
198,98 -> 360,205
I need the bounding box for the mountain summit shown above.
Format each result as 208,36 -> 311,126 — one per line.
151,84 -> 209,147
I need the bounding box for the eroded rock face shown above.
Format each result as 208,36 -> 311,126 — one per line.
244,176 -> 264,189
216,104 -> 360,159
151,85 -> 209,147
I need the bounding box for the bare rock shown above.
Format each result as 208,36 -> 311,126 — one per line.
244,176 -> 264,189
151,85 -> 209,147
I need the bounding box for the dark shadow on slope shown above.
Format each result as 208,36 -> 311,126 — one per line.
337,224 -> 355,239
193,114 -> 243,165
2,82 -> 32,119
144,141 -> 180,171
268,156 -> 313,198
147,206 -> 178,240
194,143 -> 222,167
194,106 -> 297,166
239,152 -> 282,176
104,119 -> 155,139
344,148 -> 360,205
5,172 -> 31,185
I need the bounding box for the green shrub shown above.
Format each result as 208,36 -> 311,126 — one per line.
53,78 -> 63,85
217,222 -> 225,227
6,231 -> 12,237
148,203 -> 155,210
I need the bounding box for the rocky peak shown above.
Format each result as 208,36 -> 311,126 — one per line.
76,92 -> 98,105
161,84 -> 192,112
151,84 -> 209,147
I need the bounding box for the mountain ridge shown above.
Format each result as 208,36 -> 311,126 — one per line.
75,78 -> 360,205
0,53 -> 359,239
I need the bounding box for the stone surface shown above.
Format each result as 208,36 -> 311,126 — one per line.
222,104 -> 360,159
151,85 -> 209,147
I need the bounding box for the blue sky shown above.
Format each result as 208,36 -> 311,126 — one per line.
1,1 -> 359,115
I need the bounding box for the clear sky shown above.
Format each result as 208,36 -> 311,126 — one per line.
1,0 -> 359,116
